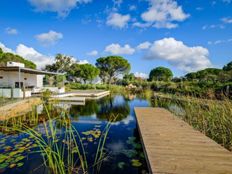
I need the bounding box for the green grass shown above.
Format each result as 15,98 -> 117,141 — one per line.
152,94 -> 232,150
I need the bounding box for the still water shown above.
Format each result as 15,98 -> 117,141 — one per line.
0,94 -> 151,174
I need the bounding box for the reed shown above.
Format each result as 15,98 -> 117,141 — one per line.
152,94 -> 232,150
0,101 -> 117,173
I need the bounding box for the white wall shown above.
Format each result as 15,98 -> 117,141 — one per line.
0,71 -> 44,88
0,88 -> 31,98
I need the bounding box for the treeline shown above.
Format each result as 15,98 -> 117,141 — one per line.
44,54 -> 130,84
1,47 -> 231,99
0,48 -> 36,69
41,53 -> 232,99
121,62 -> 232,99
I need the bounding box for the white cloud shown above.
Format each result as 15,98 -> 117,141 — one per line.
221,17 -> 232,24
16,44 -> 54,69
137,41 -> 151,50
77,60 -> 89,64
105,43 -> 135,55
28,0 -> 92,17
0,42 -> 14,53
202,24 -> 225,30
0,42 -> 90,69
140,0 -> 189,29
134,72 -> 148,79
144,37 -> 212,72
86,50 -> 98,56
208,38 -> 232,45
35,30 -> 63,46
113,0 -> 123,8
0,42 -> 54,69
153,22 -> 178,29
5,27 -> 18,35
106,13 -> 130,28
132,22 -> 152,28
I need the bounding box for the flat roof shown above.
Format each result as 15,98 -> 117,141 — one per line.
0,66 -> 65,75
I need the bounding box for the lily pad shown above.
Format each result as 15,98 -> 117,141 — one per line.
0,162 -> 8,169
126,137 -> 136,145
15,155 -> 25,162
4,146 -> 13,152
9,163 -> 16,168
123,149 -> 137,158
132,143 -> 142,149
0,155 -> 8,163
131,159 -> 142,167
17,162 -> 24,167
118,162 -> 125,169
9,151 -> 19,157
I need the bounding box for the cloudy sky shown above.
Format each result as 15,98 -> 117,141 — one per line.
0,0 -> 232,77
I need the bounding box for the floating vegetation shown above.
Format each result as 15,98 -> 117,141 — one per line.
0,94 -> 150,174
131,159 -> 142,167
126,136 -> 136,144
123,149 -> 137,158
0,135 -> 36,170
122,136 -> 145,168
117,162 -> 126,169
82,129 -> 101,139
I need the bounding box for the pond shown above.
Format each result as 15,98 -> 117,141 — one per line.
0,94 -> 151,174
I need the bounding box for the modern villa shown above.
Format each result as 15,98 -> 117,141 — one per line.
0,61 -> 65,98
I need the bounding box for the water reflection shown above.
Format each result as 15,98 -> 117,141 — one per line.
0,94 -> 151,174
69,95 -> 130,122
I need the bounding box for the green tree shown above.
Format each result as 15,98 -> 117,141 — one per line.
0,52 -> 36,69
0,48 -> 3,54
223,61 -> 232,71
123,73 -> 135,81
45,54 -> 74,73
185,68 -> 222,81
96,56 -> 131,84
149,67 -> 173,81
76,64 -> 100,84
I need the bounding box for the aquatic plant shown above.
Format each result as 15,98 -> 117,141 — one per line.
0,102 -> 119,174
152,94 -> 232,150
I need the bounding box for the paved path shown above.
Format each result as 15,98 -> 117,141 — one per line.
135,107 -> 232,174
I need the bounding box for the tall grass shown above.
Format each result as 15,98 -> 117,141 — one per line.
0,102 -> 118,173
152,95 -> 232,150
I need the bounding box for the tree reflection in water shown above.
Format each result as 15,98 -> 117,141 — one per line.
69,95 -> 130,122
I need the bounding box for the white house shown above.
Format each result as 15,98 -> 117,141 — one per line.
0,62 -> 65,98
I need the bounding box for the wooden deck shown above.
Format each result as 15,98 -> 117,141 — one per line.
135,107 -> 232,174
52,90 -> 110,100
0,98 -> 42,121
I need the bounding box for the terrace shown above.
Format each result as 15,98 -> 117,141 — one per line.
0,62 -> 65,98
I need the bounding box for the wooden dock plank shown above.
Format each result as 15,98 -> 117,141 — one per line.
135,107 -> 232,174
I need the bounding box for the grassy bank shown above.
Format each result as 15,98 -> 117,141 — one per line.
152,93 -> 232,150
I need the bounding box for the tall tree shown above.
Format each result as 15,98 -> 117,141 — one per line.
185,68 -> 222,81
96,56 -> 131,84
75,64 -> 100,84
149,67 -> 173,81
0,52 -> 36,69
123,73 -> 135,81
44,54 -> 75,73
223,61 -> 232,71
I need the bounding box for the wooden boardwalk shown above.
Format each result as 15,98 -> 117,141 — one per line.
135,107 -> 232,174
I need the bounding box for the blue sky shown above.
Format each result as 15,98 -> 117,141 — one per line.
0,0 -> 232,77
